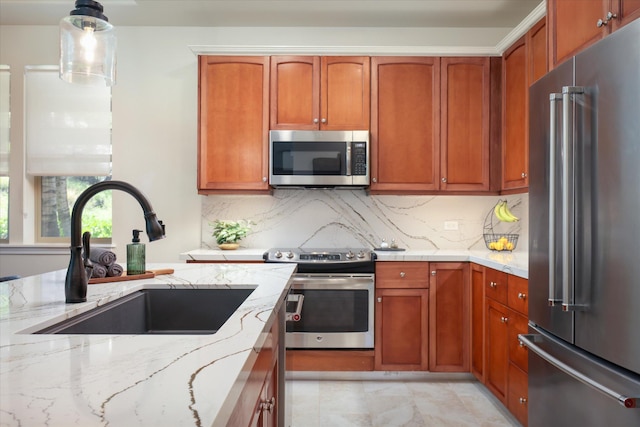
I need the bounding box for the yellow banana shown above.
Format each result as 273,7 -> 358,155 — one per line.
493,201 -> 507,221
500,202 -> 519,222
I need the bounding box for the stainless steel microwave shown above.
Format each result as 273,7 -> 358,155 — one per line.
269,130 -> 370,188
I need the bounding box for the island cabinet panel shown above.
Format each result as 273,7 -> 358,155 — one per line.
198,56 -> 270,194
440,57 -> 491,192
470,263 -> 485,381
549,0 -> 640,68
370,57 -> 440,192
270,56 -> 370,130
228,309 -> 280,427
375,262 -> 429,370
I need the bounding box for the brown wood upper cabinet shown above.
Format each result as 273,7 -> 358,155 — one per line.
549,0 -> 640,68
501,17 -> 547,193
370,57 -> 491,193
198,56 -> 270,194
270,56 -> 370,130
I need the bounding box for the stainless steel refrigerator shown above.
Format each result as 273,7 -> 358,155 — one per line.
523,18 -> 640,427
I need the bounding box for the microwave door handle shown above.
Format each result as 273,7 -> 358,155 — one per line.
346,142 -> 352,176
548,93 -> 562,306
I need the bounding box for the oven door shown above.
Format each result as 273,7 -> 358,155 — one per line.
286,274 -> 374,349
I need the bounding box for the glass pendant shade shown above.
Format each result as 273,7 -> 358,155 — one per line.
59,1 -> 116,87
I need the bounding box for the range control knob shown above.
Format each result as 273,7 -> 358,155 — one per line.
357,250 -> 366,259
274,251 -> 282,259
346,251 -> 355,259
286,251 -> 294,259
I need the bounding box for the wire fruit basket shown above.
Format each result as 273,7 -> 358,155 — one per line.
483,200 -> 519,251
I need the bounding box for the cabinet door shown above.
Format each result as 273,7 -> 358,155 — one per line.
470,263 -> 485,381
485,299 -> 509,403
198,56 -> 270,193
528,18 -> 548,85
613,0 -> 640,29
374,288 -> 429,370
507,363 -> 529,427
502,37 -> 528,191
270,56 -> 320,130
429,263 -> 470,372
440,57 -> 490,191
370,57 -> 440,192
549,0 -> 608,67
321,56 -> 370,130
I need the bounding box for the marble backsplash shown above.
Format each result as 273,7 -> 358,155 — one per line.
201,190 -> 529,252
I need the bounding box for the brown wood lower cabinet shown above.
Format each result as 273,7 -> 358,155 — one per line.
429,262 -> 470,372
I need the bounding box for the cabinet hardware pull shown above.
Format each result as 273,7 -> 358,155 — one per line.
597,11 -> 618,27
400,272 -> 406,278
489,281 -> 497,288
262,177 -> 267,182
501,316 -> 508,323
313,118 -> 319,124
519,397 -> 528,404
372,177 -> 377,183
441,177 -> 447,183
377,297 -> 382,303
431,271 -> 436,276
321,118 -> 327,124
521,172 -> 527,178
518,292 -> 527,299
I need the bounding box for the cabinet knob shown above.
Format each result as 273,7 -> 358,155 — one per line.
372,177 -> 377,183
313,118 -> 319,124
262,177 -> 267,182
321,118 -> 327,124
521,172 -> 527,178
500,316 -> 508,323
431,271 -> 436,276
518,292 -> 527,300
260,396 -> 275,413
399,272 -> 406,278
377,297 -> 382,303
489,281 -> 497,288
519,397 -> 528,405
597,11 -> 618,27
441,177 -> 447,183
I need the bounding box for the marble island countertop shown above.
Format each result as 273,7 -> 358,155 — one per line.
180,248 -> 529,279
0,262 -> 296,427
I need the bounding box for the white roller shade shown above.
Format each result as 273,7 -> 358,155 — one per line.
25,66 -> 111,176
0,66 -> 9,177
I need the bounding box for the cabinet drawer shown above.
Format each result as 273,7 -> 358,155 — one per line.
508,363 -> 528,427
376,262 -> 429,289
507,309 -> 528,373
484,268 -> 507,304
507,275 -> 528,316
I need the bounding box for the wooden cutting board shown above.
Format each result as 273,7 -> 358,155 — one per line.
89,268 -> 175,284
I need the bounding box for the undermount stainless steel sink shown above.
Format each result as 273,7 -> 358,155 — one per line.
35,288 -> 255,335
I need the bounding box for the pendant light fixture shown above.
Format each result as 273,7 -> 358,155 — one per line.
59,0 -> 116,86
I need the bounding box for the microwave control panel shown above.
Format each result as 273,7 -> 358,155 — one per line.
351,142 -> 367,175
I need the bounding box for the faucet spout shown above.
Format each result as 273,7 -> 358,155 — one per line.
65,180 -> 166,303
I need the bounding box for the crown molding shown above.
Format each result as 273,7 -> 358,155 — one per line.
495,1 -> 546,54
189,45 -> 500,56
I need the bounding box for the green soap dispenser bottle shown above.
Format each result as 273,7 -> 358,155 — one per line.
126,229 -> 146,275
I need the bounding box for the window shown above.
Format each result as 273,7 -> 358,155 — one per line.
23,66 -> 112,244
37,176 -> 112,243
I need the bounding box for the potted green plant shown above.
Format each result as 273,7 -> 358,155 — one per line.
211,219 -> 254,250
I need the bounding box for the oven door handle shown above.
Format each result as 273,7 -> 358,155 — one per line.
292,274 -> 374,288
286,294 -> 304,322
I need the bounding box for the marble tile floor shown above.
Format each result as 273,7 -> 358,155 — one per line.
288,372 -> 521,427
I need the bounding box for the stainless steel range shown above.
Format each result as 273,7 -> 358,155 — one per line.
263,248 -> 376,349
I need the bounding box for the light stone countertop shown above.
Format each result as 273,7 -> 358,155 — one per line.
0,262 -> 296,427
180,248 -> 529,279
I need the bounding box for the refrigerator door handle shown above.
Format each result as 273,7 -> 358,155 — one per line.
548,93 -> 563,306
519,333 -> 639,409
561,86 -> 586,312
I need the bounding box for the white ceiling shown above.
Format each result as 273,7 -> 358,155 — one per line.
0,0 -> 543,28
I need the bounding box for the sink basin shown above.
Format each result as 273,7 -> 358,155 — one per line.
35,288 -> 255,335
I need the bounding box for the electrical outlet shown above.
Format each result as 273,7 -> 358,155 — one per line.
444,221 -> 459,231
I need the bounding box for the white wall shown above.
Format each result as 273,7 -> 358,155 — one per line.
0,24 -> 524,278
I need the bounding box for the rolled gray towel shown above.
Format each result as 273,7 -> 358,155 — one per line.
89,247 -> 117,266
91,263 -> 107,278
107,263 -> 124,277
